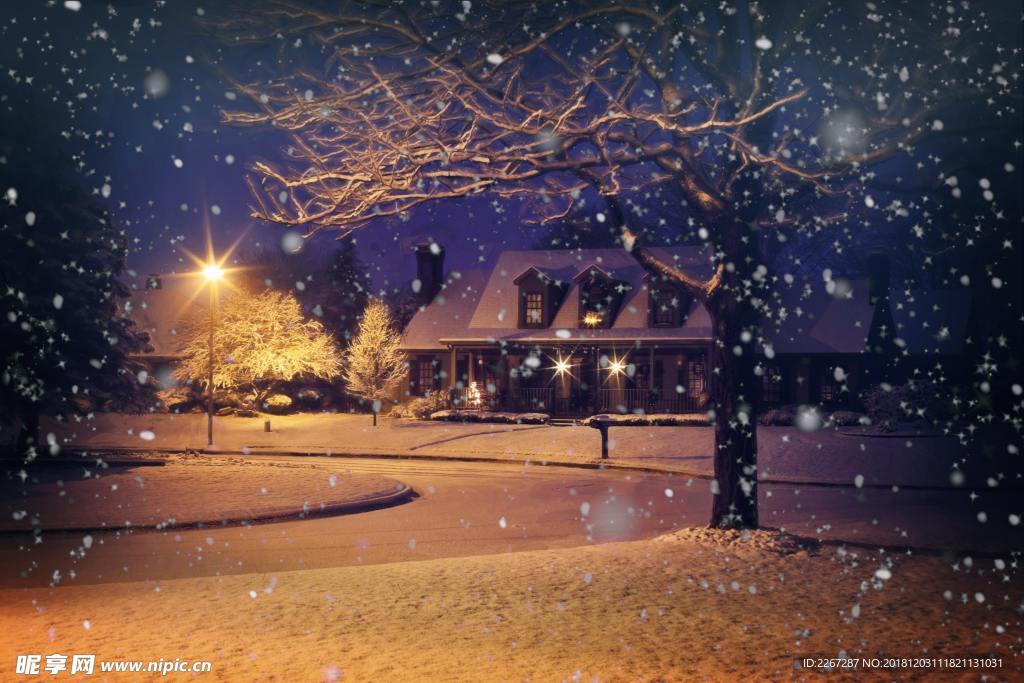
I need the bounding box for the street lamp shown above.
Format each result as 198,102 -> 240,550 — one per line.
202,262 -> 223,449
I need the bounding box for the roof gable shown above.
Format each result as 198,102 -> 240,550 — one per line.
468,247 -> 710,331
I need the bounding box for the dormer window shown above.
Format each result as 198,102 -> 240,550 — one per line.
646,276 -> 692,328
575,266 -> 629,329
650,287 -> 679,327
514,266 -> 566,328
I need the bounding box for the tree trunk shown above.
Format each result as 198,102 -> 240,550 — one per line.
705,207 -> 761,529
707,298 -> 759,528
372,410 -> 377,427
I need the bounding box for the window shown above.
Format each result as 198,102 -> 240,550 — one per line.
687,360 -> 706,398
580,281 -> 610,327
411,357 -> 438,396
820,367 -> 838,403
762,365 -> 782,404
575,269 -> 629,328
651,289 -> 677,326
525,292 -> 544,325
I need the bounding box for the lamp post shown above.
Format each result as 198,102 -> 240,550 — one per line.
202,263 -> 224,449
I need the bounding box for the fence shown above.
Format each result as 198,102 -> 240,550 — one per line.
447,386 -> 705,415
598,388 -> 705,414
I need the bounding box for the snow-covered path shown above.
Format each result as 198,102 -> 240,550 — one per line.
3,455 -> 1020,591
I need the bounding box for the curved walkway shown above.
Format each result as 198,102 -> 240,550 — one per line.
0,456 -> 411,532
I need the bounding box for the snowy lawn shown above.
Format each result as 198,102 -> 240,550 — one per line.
0,529 -> 1017,681
41,412 -> 1019,489
0,457 -> 407,531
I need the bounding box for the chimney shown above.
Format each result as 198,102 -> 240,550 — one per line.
414,241 -> 445,305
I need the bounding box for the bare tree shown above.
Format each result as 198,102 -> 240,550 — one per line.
212,1 -> 1016,527
344,299 -> 406,426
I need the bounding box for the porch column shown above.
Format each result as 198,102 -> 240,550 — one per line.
499,352 -> 509,407
449,347 -> 457,390
648,346 -> 655,391
468,351 -> 475,384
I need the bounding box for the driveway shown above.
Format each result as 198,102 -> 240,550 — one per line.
3,455 -> 1020,590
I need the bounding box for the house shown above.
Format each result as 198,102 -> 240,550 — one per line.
401,243 -> 713,416
399,243 -> 972,417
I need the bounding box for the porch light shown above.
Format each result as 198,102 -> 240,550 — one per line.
582,311 -> 602,327
607,356 -> 626,376
552,354 -> 573,377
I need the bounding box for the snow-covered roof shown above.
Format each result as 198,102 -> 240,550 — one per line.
400,269 -> 491,350
762,277 -> 971,355
889,287 -> 972,354
401,247 -> 714,350
762,277 -> 875,354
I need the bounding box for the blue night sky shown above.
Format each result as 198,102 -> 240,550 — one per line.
0,0 -> 546,294
1,0 -> 1020,305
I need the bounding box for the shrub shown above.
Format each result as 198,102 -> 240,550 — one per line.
582,413 -> 710,427
759,405 -> 797,426
390,391 -> 449,419
430,410 -> 548,424
828,410 -> 866,427
263,393 -> 294,414
861,381 -> 950,425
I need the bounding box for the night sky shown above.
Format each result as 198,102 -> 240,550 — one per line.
0,0 -> 543,294
1,0 -> 1021,311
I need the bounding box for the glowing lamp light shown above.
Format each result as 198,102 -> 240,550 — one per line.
582,311 -> 602,327
553,355 -> 573,377
606,355 -> 627,377
203,263 -> 224,282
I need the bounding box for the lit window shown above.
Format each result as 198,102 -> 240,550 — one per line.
525,292 -> 544,325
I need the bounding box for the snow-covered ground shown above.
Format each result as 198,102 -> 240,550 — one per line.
0,457 -> 407,531
42,412 -> 1019,489
0,529 -> 1018,680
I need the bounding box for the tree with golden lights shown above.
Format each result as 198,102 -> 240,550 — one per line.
175,290 -> 341,410
212,1 -> 1014,527
344,299 -> 406,426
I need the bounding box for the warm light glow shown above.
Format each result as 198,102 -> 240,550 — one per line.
604,353 -> 628,378
582,311 -> 602,327
467,381 -> 483,409
203,263 -> 224,282
553,354 -> 573,377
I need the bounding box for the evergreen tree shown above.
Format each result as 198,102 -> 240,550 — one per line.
0,100 -> 151,458
344,299 -> 406,425
319,240 -> 370,345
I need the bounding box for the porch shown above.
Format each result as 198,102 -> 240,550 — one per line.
436,344 -> 710,418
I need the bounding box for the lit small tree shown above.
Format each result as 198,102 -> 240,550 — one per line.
344,299 -> 406,426
175,290 -> 340,409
